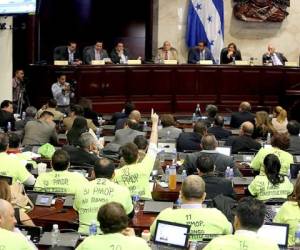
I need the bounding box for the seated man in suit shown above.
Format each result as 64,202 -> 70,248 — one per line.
155,41 -> 178,63
188,41 -> 214,64
287,120 -> 300,155
150,175 -> 232,242
204,198 -> 278,250
111,101 -> 135,125
181,134 -> 241,177
84,41 -> 109,65
110,42 -> 130,64
63,132 -> 100,167
208,115 -> 232,140
197,155 -> 235,199
225,122 -> 261,154
220,42 -> 242,64
230,101 -> 255,128
158,114 -> 182,140
53,41 -> 82,65
262,44 -> 287,66
0,100 -> 15,132
22,111 -> 58,146
104,119 -> 145,153
203,104 -> 218,128
176,121 -> 207,152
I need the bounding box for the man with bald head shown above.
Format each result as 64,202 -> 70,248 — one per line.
0,199 -> 35,249
225,122 -> 261,154
263,44 -> 287,66
182,134 -> 241,177
230,101 -> 255,128
155,41 -> 178,63
150,176 -> 231,242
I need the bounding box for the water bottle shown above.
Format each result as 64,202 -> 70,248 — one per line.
182,170 -> 187,182
192,113 -> 196,123
229,168 -> 234,180
51,224 -> 60,247
89,220 -> 97,236
171,148 -> 177,165
267,133 -> 271,144
232,56 -> 236,65
96,127 -> 101,139
189,242 -> 197,250
225,166 -> 231,179
287,168 -> 291,180
174,198 -> 181,209
165,165 -> 170,184
22,111 -> 26,120
133,195 -> 140,214
7,122 -> 11,132
143,121 -> 147,132
295,223 -> 300,246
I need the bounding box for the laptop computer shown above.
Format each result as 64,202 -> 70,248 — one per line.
223,116 -> 231,126
152,220 -> 190,249
39,232 -> 80,248
232,177 -> 254,186
143,201 -> 174,213
257,222 -> 289,249
215,147 -> 231,156
294,155 -> 300,163
290,163 -> 300,179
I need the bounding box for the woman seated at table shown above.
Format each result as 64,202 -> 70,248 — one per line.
220,42 -> 242,64
0,181 -> 35,227
248,154 -> 293,201
274,177 -> 300,246
252,111 -> 275,140
272,106 -> 288,134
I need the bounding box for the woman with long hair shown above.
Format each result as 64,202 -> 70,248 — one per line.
67,116 -> 88,146
272,106 -> 288,134
252,111 -> 275,139
274,177 -> 300,246
248,154 -> 293,201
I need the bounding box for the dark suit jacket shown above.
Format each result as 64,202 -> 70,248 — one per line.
262,52 -> 287,65
111,112 -> 128,124
176,132 -> 202,152
182,150 -> 241,177
202,174 -> 236,199
287,135 -> 300,155
188,47 -> 214,64
62,145 -> 99,167
53,46 -> 81,61
220,48 -> 242,64
230,111 -> 255,128
208,126 -> 232,140
110,49 -> 130,64
225,135 -> 261,154
84,47 -> 109,64
0,110 -> 15,131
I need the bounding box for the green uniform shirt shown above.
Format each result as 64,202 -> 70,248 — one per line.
76,233 -> 151,250
74,178 -> 133,234
114,143 -> 158,199
150,205 -> 232,241
248,175 -> 293,201
203,230 -> 279,250
0,228 -> 35,250
274,201 -> 300,246
250,147 -> 293,175
34,170 -> 89,194
0,152 -> 32,184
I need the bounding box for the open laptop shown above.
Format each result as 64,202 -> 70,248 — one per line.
152,220 -> 190,249
39,232 -> 80,248
143,201 -> 174,213
215,146 -> 231,156
257,222 -> 289,249
290,163 -> 300,179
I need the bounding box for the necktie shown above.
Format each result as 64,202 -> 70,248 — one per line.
164,51 -> 168,60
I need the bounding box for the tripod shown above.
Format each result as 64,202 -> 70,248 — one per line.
16,84 -> 30,115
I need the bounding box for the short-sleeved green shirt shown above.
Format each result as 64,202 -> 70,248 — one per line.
34,170 -> 89,194
76,233 -> 151,250
150,206 -> 232,241
114,143 -> 158,199
274,201 -> 300,246
74,178 -> 133,234
248,175 -> 293,201
250,147 -> 293,175
203,231 -> 279,250
0,152 -> 32,184
0,228 -> 35,250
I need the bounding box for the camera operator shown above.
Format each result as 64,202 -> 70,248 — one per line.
51,74 -> 75,114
